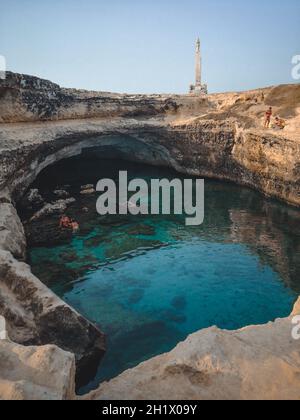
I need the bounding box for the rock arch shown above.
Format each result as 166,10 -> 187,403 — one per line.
9,132 -> 180,203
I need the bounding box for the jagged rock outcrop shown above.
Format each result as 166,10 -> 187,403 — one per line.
0,250 -> 105,384
53,189 -> 70,199
0,339 -> 76,400
0,72 -> 179,123
292,298 -> 300,316
29,198 -> 76,222
0,79 -> 299,207
86,298 -> 300,401
20,188 -> 45,212
0,202 -> 26,260
1,115 -> 299,208
0,299 -> 298,401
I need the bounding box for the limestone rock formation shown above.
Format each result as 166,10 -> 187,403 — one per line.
0,72 -> 179,123
80,188 -> 95,195
86,298 -> 300,401
53,189 -> 70,199
0,339 -> 75,400
292,298 -> 300,316
0,202 -> 26,260
0,81 -> 299,207
20,188 -> 45,212
29,198 -> 76,222
0,250 -> 105,382
0,72 -> 299,400
0,299 -> 299,401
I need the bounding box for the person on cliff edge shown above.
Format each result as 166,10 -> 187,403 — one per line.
274,116 -> 286,130
264,107 -> 273,128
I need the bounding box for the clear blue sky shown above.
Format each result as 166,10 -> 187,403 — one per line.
0,0 -> 299,93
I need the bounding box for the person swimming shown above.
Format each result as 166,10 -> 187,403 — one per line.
70,220 -> 80,233
59,215 -> 71,229
59,215 -> 79,233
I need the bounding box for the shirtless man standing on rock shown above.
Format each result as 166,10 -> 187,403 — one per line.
264,107 -> 273,128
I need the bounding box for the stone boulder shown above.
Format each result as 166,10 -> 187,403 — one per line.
80,189 -> 95,195
0,339 -> 75,400
54,189 -> 70,199
20,188 -> 44,212
0,203 -> 26,260
80,184 -> 95,195
30,198 -> 76,222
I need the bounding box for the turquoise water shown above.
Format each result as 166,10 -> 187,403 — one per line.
27,158 -> 300,393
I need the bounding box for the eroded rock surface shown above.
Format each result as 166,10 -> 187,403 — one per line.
0,80 -> 299,208
20,188 -> 45,212
0,72 -> 179,123
0,202 -> 26,260
0,339 -> 75,400
86,298 -> 300,401
0,250 -> 105,383
29,198 -> 76,222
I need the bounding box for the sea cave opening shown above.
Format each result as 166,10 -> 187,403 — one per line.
17,137 -> 300,394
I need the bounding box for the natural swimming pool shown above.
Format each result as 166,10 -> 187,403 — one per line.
26,157 -> 300,393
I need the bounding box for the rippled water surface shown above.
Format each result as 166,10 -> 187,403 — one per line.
28,158 -> 300,393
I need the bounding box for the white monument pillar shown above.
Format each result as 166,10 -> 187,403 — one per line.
189,38 -> 207,95
195,38 -> 202,88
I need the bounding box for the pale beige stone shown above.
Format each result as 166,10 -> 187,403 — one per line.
0,340 -> 75,400
292,298 -> 300,316
86,298 -> 300,401
0,203 -> 26,259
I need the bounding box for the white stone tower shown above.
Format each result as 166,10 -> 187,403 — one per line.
195,38 -> 202,87
189,38 -> 207,95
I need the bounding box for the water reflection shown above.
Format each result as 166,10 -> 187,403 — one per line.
24,157 -> 300,393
